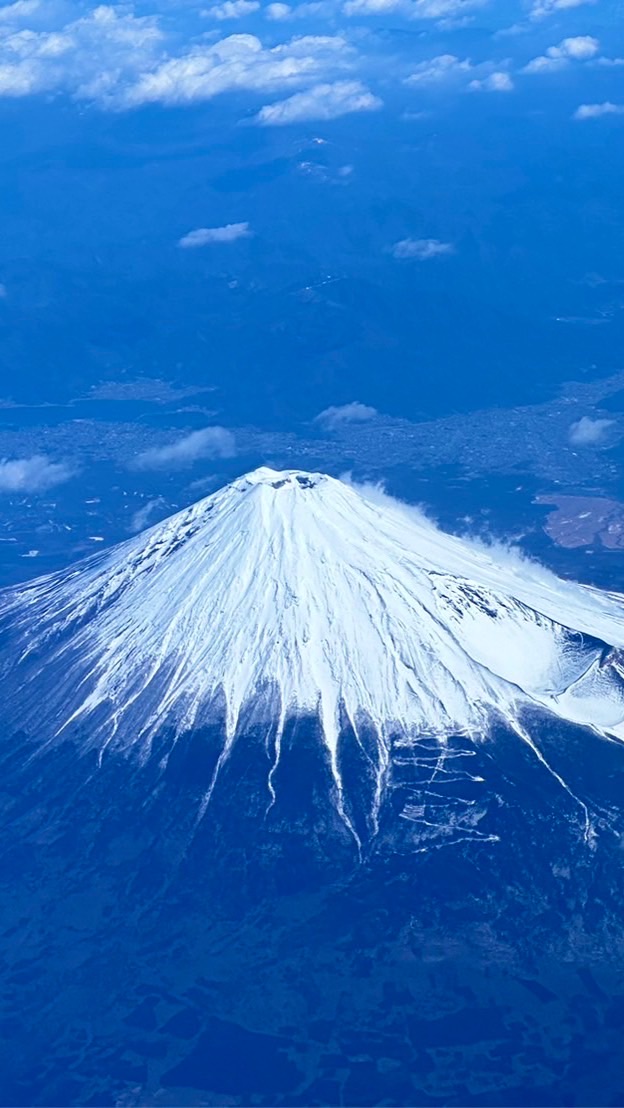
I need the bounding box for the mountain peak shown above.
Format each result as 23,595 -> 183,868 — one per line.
232,466 -> 327,490
2,469 -> 624,835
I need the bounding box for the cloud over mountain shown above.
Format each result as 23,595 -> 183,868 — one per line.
178,222 -> 251,247
315,401 -> 378,428
391,238 -> 454,259
0,455 -> 73,493
133,428 -> 236,470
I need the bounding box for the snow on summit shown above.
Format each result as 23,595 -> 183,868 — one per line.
2,465 -> 624,819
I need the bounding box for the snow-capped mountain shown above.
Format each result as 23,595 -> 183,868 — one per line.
2,466 -> 624,842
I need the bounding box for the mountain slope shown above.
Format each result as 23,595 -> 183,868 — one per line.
2,466 -> 624,838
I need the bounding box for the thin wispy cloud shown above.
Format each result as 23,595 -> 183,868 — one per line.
568,417 -> 614,446
315,401 -> 378,429
265,1 -> 332,18
178,222 -> 252,248
129,497 -> 167,533
133,428 -> 236,470
404,54 -> 472,84
529,0 -> 595,19
391,238 -> 454,259
255,80 -> 381,125
344,0 -> 485,21
0,454 -> 73,493
203,0 -> 260,18
0,0 -> 41,21
523,35 -> 599,73
574,101 -> 624,119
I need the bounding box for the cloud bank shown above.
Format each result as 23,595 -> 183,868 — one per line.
123,32 -> 352,108
0,8 -> 356,110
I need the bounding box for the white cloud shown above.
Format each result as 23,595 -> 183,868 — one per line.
469,70 -> 514,91
568,417 -> 614,446
0,0 -> 41,22
574,101 -> 624,119
178,221 -> 252,247
265,2 -> 293,17
0,5 -> 164,101
0,10 -> 355,109
133,427 -> 236,470
404,53 -> 472,84
391,237 -> 454,259
315,401 -> 378,428
0,454 -> 73,493
129,497 -> 167,533
204,0 -> 260,17
265,1 -> 333,19
523,35 -> 599,73
529,0 -> 595,19
255,79 -> 381,125
123,32 -> 352,108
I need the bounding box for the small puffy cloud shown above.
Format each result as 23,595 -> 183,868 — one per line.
133,427 -> 236,470
315,401 -> 378,429
203,0 -> 260,18
391,237 -> 454,259
178,222 -> 251,247
523,35 -> 599,73
404,54 -> 472,84
266,2 -> 293,16
0,454 -> 73,493
574,101 -> 624,119
469,70 -> 514,91
558,35 -> 599,59
568,416 -> 614,446
255,79 -> 381,125
529,0 -> 595,19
